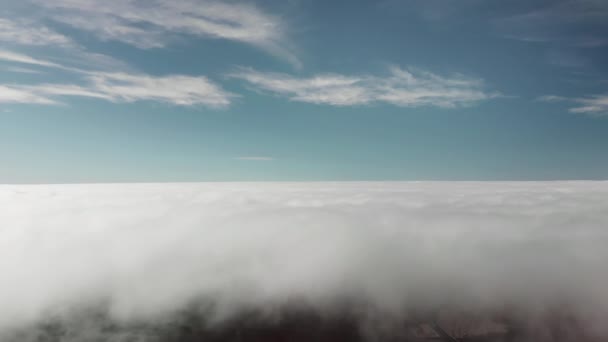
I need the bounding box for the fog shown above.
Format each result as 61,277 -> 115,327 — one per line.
1,182 -> 607,341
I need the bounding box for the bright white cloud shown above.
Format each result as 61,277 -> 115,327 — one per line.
29,0 -> 299,67
0,182 -> 608,339
230,66 -> 495,108
0,18 -> 72,46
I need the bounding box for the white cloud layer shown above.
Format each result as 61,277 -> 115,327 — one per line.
231,66 -> 495,108
1,182 -> 608,339
27,0 -> 298,67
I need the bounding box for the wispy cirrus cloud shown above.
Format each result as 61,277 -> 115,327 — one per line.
569,95 -> 608,115
28,0 -> 299,67
0,18 -> 72,46
538,94 -> 608,116
0,73 -> 234,108
230,66 -> 496,108
0,50 -> 234,107
494,0 -> 608,48
383,0 -> 608,48
0,85 -> 58,105
0,50 -> 66,69
3,66 -> 44,74
86,72 -> 235,107
537,95 -> 568,103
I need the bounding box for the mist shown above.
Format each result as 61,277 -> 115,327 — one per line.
1,182 -> 607,341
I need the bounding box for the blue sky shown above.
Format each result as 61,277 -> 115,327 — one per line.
0,0 -> 607,183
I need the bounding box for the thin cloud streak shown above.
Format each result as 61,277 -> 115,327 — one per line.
0,49 -> 234,107
235,157 -> 275,161
230,66 -> 496,108
569,95 -> 608,115
0,85 -> 58,105
494,0 -> 608,48
87,72 -> 235,107
0,72 -> 235,108
539,94 -> 608,116
3,66 -> 44,74
0,50 -> 66,69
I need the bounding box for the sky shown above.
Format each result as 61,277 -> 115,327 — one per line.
0,0 -> 607,183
